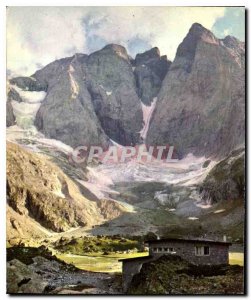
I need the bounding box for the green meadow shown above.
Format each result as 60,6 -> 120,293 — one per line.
58,251 -> 243,273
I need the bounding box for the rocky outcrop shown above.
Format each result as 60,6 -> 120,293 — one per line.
127,255 -> 244,294
199,148 -> 245,204
134,47 -> 171,105
7,246 -> 77,294
7,142 -> 124,236
146,23 -> 245,158
7,246 -> 120,294
221,35 -> 245,68
8,87 -> 23,103
6,84 -> 19,127
6,99 -> 16,127
7,259 -> 48,294
10,76 -> 47,91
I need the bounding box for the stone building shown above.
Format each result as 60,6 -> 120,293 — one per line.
119,238 -> 231,291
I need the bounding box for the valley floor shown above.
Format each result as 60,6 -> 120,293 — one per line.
6,127 -> 245,294
58,251 -> 244,273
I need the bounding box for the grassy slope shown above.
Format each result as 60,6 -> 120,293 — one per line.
53,236 -> 143,255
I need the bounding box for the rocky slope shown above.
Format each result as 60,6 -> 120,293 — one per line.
128,255 -> 244,294
146,23 -> 245,158
7,142 -> 125,242
199,147 -> 245,204
7,246 -> 121,294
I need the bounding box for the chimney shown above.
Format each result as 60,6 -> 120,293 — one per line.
223,235 -> 227,242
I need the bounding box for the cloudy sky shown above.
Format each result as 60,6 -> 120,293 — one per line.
7,6 -> 245,76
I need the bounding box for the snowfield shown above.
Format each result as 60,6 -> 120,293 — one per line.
6,122 -> 217,215
85,153 -> 216,186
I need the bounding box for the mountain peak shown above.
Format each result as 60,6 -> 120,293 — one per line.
175,23 -> 219,62
135,47 -> 161,66
102,44 -> 129,60
221,35 -> 245,50
190,22 -> 205,31
187,23 -> 218,44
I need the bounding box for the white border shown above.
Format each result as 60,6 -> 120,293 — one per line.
0,1 -> 249,299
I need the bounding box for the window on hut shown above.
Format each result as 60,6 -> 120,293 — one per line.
195,246 -> 210,256
163,247 -> 174,253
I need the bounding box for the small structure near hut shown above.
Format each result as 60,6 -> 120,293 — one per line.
119,237 -> 232,291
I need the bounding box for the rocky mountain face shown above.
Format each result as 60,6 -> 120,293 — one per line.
146,23 -> 245,158
199,147 -> 245,204
7,23 -> 244,157
29,55 -> 109,148
86,44 -> 143,145
31,46 -> 145,147
134,47 -> 171,105
8,44 -> 170,147
7,142 -> 124,241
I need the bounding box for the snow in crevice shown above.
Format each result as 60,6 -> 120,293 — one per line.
11,100 -> 41,116
188,217 -> 199,220
11,85 -> 46,103
99,84 -> 113,96
139,97 -> 158,140
68,64 -> 79,99
110,138 -> 124,147
10,85 -> 47,129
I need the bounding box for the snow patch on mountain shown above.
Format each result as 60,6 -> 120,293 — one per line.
11,85 -> 46,103
139,97 -> 157,140
11,100 -> 41,116
9,84 -> 47,129
6,125 -> 73,155
11,100 -> 42,129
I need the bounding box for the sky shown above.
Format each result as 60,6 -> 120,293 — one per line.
7,6 -> 245,76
